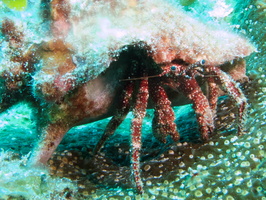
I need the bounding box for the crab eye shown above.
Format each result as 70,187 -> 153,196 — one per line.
200,60 -> 206,65
171,66 -> 176,71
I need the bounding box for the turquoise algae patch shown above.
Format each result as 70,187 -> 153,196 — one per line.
0,151 -> 78,199
0,102 -> 37,154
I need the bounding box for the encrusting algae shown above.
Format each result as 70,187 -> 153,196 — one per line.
0,0 -> 265,199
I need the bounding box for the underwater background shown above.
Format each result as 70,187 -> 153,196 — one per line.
0,0 -> 265,199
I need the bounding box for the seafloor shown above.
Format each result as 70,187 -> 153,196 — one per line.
0,0 -> 265,200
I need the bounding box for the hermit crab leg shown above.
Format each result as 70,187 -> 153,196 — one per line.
149,81 -> 180,143
178,76 -> 214,140
206,76 -> 220,114
207,65 -> 247,134
131,78 -> 149,193
163,64 -> 214,141
186,61 -> 220,115
94,82 -> 134,154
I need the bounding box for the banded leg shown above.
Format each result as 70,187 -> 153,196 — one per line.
149,81 -> 179,143
209,66 -> 247,134
206,76 -> 220,115
131,79 -> 149,193
94,82 -> 134,154
178,76 -> 214,141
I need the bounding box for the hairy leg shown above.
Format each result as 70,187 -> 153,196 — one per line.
208,65 -> 247,134
172,76 -> 214,141
149,81 -> 179,143
94,82 -> 134,154
131,79 -> 149,193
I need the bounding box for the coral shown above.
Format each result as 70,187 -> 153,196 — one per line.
45,92 -> 265,199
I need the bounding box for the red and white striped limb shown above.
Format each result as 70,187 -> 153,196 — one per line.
94,82 -> 134,154
208,65 -> 247,134
177,76 -> 214,141
131,78 -> 149,193
149,81 -> 179,143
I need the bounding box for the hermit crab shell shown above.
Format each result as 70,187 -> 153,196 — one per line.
67,0 -> 255,80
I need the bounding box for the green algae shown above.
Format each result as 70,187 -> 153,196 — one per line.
2,0 -> 27,11
178,0 -> 197,7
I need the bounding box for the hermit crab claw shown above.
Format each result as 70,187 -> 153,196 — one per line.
160,62 -> 215,141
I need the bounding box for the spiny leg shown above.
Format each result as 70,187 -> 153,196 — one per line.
131,78 -> 149,193
94,82 -> 134,154
208,65 -> 247,134
149,81 -> 179,143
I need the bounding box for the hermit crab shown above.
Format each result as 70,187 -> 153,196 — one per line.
0,0 -> 254,193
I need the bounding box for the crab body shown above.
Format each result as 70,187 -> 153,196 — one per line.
0,0 -> 255,194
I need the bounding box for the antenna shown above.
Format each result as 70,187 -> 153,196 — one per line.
119,74 -> 162,82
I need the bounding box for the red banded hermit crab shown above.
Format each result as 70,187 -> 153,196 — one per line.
0,0 -> 255,193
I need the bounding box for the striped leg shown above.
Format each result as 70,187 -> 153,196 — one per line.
178,76 -> 214,141
206,76 -> 220,116
209,66 -> 247,134
160,64 -> 214,140
131,79 -> 149,193
149,81 -> 179,143
94,82 -> 134,154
